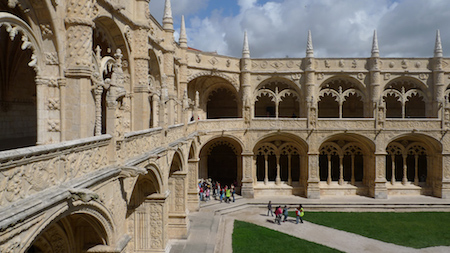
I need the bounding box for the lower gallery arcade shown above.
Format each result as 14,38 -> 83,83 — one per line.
200,133 -> 440,198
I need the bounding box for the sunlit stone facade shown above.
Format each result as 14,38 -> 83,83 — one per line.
1,0 -> 450,252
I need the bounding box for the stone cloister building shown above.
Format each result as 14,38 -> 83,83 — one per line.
1,0 -> 450,252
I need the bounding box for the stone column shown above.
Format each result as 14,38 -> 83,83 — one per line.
305,60 -> 317,129
187,158 -> 200,211
264,154 -> 269,185
275,154 -> 281,185
168,172 -> 188,239
441,154 -> 450,198
64,0 -> 95,140
34,77 -> 49,145
327,155 -> 332,185
391,154 -> 396,185
241,151 -> 255,198
373,153 -> 388,199
307,152 -> 320,199
402,155 -> 408,185
414,155 -> 419,185
145,194 -> 169,252
152,93 -> 159,127
338,155 -> 344,185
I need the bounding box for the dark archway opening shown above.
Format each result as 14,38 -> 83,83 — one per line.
0,25 -> 37,151
207,144 -> 237,186
207,88 -> 238,119
318,94 -> 339,118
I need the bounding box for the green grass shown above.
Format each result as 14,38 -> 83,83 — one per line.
289,212 -> 450,249
232,220 -> 342,253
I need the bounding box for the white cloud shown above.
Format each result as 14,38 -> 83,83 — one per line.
152,0 -> 450,58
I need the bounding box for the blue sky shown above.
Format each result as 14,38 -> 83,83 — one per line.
149,0 -> 450,58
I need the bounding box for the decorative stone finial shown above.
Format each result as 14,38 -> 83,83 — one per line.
435,30 -> 443,58
163,0 -> 174,31
306,30 -> 314,58
372,30 -> 379,57
179,15 -> 187,48
242,31 -> 250,58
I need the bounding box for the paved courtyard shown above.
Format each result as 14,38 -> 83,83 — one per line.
170,196 -> 450,253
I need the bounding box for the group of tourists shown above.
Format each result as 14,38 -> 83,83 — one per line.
198,179 -> 236,203
267,201 -> 304,225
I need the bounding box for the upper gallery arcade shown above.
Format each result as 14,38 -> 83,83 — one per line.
1,0 -> 450,251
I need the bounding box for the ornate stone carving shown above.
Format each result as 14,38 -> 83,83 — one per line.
47,98 -> 60,110
195,54 -> 201,63
357,73 -> 364,80
352,60 -> 357,68
325,60 -> 330,68
40,23 -> 53,38
45,52 -> 59,65
209,57 -> 218,66
384,73 -> 391,80
401,60 -> 408,69
47,120 -> 60,132
339,59 -> 345,68
260,61 -> 268,69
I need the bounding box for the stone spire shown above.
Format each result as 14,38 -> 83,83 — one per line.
179,15 -> 187,48
306,30 -> 314,58
435,29 -> 443,58
242,31 -> 250,58
163,0 -> 174,31
371,30 -> 379,57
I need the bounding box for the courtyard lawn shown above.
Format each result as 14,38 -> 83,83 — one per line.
232,220 -> 342,253
291,212 -> 450,249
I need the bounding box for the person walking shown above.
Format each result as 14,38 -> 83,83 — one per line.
274,206 -> 283,225
267,201 -> 274,216
225,187 -> 231,203
282,205 -> 289,222
295,204 -> 304,224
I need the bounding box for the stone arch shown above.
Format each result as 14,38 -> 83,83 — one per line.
254,77 -> 303,118
0,12 -> 43,151
199,136 -> 244,187
318,76 -> 366,118
187,71 -> 238,88
383,77 -> 430,118
187,75 -> 241,120
384,134 -> 441,193
318,133 -> 375,190
26,202 -> 115,252
253,133 -> 308,186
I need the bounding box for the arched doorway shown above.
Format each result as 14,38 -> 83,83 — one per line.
199,138 -> 242,188
0,14 -> 37,151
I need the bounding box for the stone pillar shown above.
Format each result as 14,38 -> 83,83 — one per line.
307,152 -> 320,199
391,154 -> 396,185
264,154 -> 269,185
132,0 -> 151,130
168,172 -> 188,239
440,154 -> 450,198
152,93 -> 159,127
327,155 -> 332,185
64,0 -> 95,140
338,155 -> 344,185
305,60 -> 317,129
275,154 -> 281,185
187,158 -> 200,211
241,151 -> 255,198
402,155 -> 408,185
144,194 -> 168,252
34,77 -> 50,145
373,153 -> 388,199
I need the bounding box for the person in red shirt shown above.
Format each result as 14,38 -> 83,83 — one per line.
274,206 -> 283,225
